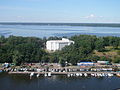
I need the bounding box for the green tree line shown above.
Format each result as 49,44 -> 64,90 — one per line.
0,35 -> 120,65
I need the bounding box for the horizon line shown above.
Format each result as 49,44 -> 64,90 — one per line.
0,22 -> 120,24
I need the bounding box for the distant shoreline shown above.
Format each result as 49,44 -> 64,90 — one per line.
0,22 -> 120,27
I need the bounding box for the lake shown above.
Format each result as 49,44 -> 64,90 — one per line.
0,73 -> 120,90
1,23 -> 120,90
1,24 -> 120,38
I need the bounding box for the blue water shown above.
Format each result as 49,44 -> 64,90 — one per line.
0,73 -> 120,90
0,24 -> 120,38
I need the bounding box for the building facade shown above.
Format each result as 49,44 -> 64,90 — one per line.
46,38 -> 74,51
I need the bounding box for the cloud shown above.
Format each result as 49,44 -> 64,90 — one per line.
17,16 -> 25,20
82,14 -> 103,19
0,6 -> 32,10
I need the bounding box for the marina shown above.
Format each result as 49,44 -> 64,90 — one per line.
2,62 -> 120,78
1,0 -> 120,89
8,71 -> 120,78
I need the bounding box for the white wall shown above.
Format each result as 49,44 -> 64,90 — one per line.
46,38 -> 74,51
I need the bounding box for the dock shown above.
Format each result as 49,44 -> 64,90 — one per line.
8,71 -> 120,75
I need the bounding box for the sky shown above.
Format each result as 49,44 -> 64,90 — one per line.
0,0 -> 120,23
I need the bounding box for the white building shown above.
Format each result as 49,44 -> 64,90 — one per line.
46,38 -> 74,51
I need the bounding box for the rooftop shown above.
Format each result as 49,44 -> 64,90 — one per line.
47,38 -> 74,43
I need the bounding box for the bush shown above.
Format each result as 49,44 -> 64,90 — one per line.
113,57 -> 120,63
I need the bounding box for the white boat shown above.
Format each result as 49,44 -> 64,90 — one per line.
48,72 -> 51,77
67,74 -> 70,77
102,73 -> 105,77
30,72 -> 34,77
97,73 -> 102,77
105,73 -> 108,76
37,74 -> 40,77
91,73 -> 95,77
76,73 -> 79,76
70,73 -> 73,77
108,73 -> 113,77
100,73 -> 103,77
79,73 -> 82,76
44,73 -> 47,77
94,74 -> 97,77
116,73 -> 120,77
111,73 -> 114,76
84,73 -> 87,77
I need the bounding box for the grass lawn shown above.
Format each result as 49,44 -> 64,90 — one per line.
93,46 -> 120,60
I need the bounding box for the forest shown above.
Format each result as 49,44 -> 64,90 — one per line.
0,35 -> 120,65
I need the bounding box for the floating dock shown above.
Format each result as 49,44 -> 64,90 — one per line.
8,71 -> 120,75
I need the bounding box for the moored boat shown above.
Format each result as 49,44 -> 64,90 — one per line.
48,72 -> 51,77
44,73 -> 47,77
116,73 -> 120,77
0,70 -> 2,73
36,74 -> 40,77
30,72 -> 34,77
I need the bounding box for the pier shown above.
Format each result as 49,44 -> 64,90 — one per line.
8,71 -> 120,75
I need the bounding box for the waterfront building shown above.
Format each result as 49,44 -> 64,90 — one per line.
46,38 -> 74,51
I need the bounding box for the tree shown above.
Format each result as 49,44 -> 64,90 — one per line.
99,56 -> 112,62
117,50 -> 120,55
12,50 -> 23,65
1,35 -> 120,64
59,57 -> 65,67
113,57 -> 120,63
108,37 -> 119,49
41,55 -> 49,63
95,38 -> 105,52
